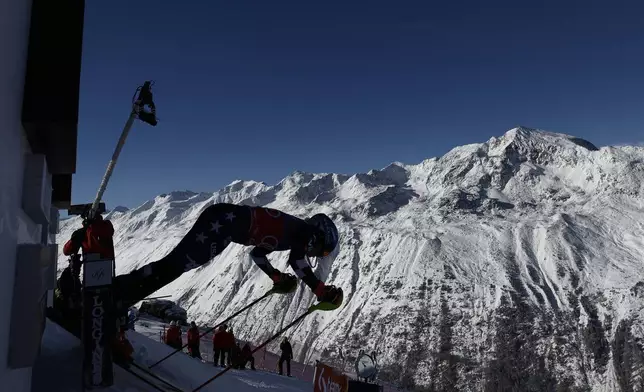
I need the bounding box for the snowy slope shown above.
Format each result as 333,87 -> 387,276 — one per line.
35,319 -> 311,392
35,319 -> 164,392
126,329 -> 312,392
57,127 -> 644,391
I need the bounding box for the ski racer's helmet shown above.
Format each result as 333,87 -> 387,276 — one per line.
306,213 -> 339,257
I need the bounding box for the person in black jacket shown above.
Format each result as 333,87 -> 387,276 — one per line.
52,255 -> 83,335
239,343 -> 256,370
279,337 -> 293,376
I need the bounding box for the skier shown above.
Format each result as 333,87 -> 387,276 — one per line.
109,203 -> 344,310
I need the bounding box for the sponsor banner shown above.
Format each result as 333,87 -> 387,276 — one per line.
313,362 -> 349,392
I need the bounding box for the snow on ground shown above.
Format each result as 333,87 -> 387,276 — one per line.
34,319 -> 166,392
127,329 -> 311,392
34,319 -> 312,392
134,315 -> 307,378
133,315 -> 402,391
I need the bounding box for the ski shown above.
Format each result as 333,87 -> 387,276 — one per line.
191,301 -> 324,392
149,289 -> 276,369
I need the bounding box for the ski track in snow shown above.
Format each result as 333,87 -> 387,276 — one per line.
57,127 -> 644,391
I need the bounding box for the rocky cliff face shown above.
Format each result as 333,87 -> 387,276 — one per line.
59,127 -> 644,391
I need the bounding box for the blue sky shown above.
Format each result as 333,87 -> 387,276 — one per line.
75,0 -> 644,210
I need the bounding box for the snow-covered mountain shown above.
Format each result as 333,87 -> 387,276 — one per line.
57,127 -> 644,391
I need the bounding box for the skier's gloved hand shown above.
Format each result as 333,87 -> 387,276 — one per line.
315,285 -> 343,310
271,272 -> 298,294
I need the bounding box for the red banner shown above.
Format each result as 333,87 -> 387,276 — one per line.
313,362 -> 349,392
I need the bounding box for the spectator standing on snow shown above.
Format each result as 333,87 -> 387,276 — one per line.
114,328 -> 134,366
279,337 -> 293,376
127,307 -> 138,331
240,343 -> 256,370
187,321 -> 202,359
231,342 -> 242,368
52,254 -> 83,335
212,325 -> 229,366
165,321 -> 182,350
164,322 -> 173,346
226,327 -> 236,365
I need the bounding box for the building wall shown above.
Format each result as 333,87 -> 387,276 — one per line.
0,0 -> 43,390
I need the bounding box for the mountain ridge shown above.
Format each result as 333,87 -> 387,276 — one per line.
57,127 -> 644,391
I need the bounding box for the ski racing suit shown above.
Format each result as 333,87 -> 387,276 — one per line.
110,203 -> 327,307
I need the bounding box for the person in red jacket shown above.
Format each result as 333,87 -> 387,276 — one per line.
165,321 -> 182,350
187,321 -> 202,359
212,325 -> 228,367
62,214 -> 115,259
114,329 -> 134,366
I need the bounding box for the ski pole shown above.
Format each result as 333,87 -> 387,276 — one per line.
142,295 -> 172,301
149,290 -> 275,369
191,303 -> 321,392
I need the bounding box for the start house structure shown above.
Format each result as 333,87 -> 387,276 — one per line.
0,0 -> 84,390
